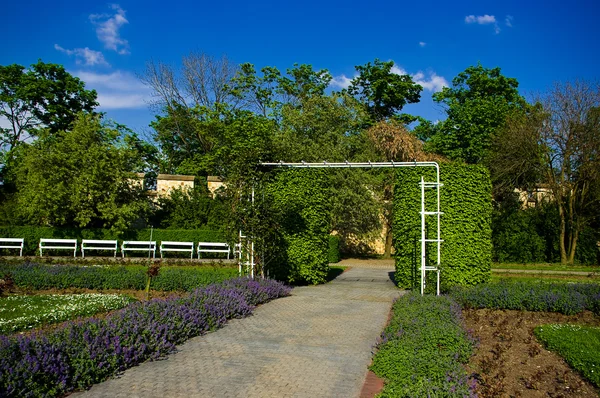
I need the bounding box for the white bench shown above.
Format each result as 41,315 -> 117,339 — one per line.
81,239 -> 118,258
0,238 -> 24,256
39,238 -> 78,257
160,241 -> 194,259
121,241 -> 156,258
197,242 -> 230,259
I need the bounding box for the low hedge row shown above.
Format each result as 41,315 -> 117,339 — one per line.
449,281 -> 600,315
0,277 -> 291,397
328,235 -> 341,263
0,226 -> 226,256
370,293 -> 477,397
1,262 -> 238,292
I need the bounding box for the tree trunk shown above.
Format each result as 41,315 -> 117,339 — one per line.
558,203 -> 568,264
383,221 -> 393,259
567,225 -> 580,264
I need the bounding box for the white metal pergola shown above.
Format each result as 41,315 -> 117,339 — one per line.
245,161 -> 443,295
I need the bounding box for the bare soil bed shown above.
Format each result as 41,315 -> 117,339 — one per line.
464,309 -> 600,397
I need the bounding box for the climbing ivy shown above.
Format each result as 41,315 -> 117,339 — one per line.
265,169 -> 330,284
394,164 -> 492,290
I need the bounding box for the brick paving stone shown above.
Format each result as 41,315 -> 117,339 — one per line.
72,262 -> 402,398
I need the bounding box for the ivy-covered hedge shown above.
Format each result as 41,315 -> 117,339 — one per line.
0,262 -> 238,292
266,169 -> 330,284
328,235 -> 341,263
394,164 -> 492,289
0,226 -> 225,256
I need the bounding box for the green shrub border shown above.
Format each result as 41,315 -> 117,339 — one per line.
328,235 -> 341,263
393,164 -> 492,289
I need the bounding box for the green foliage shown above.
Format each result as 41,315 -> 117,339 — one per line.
328,235 -> 341,263
347,59 -> 422,122
424,64 -> 527,164
370,293 -> 476,397
266,169 -> 330,284
535,324 -> 600,387
14,113 -> 149,232
151,186 -> 228,230
394,163 -> 492,289
449,281 -> 600,315
492,196 -> 599,264
0,226 -> 225,256
1,262 -> 238,291
0,61 -> 98,155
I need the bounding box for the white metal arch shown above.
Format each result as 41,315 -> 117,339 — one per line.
253,161 -> 443,295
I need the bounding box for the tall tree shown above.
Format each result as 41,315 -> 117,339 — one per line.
15,113 -> 148,232
492,80 -> 600,263
0,61 -> 98,156
424,64 -> 527,164
347,59 -> 422,122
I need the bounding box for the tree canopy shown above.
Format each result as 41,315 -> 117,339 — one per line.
0,61 -> 98,157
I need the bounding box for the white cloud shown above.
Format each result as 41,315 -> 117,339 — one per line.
54,44 -> 109,67
74,70 -> 150,109
90,4 -> 130,55
465,14 -> 500,34
330,74 -> 354,90
331,64 -> 448,93
419,41 -> 426,47
505,15 -> 514,27
412,71 -> 448,92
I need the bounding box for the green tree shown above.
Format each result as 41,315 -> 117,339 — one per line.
424,64 -> 527,164
492,80 -> 600,264
0,61 -> 98,155
15,113 -> 148,232
347,59 -> 422,122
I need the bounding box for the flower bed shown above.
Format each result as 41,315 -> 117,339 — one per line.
0,294 -> 134,334
1,262 -> 238,291
449,281 -> 600,315
0,277 -> 290,397
370,293 -> 477,397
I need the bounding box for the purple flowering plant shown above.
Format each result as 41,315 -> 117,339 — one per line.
0,277 -> 290,397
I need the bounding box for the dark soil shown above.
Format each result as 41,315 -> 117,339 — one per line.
464,309 -> 600,397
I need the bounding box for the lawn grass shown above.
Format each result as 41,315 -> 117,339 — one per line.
0,293 -> 135,334
493,262 -> 599,273
535,324 -> 600,388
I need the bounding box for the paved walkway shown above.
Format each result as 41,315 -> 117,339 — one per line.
73,264 -> 402,398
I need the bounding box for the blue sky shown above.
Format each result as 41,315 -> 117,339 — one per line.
2,0 -> 599,137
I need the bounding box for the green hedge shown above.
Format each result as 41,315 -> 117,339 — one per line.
0,226 -> 225,256
328,235 -> 341,263
1,262 -> 238,291
394,164 -> 492,289
266,169 -> 329,284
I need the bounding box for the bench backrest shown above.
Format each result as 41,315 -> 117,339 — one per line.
122,241 -> 156,248
198,242 -> 229,249
82,239 -> 118,245
40,239 -> 77,245
161,241 -> 194,247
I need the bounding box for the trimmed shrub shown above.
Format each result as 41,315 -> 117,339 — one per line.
371,293 -> 477,397
1,262 -> 238,292
394,164 -> 492,289
328,235 -> 341,263
0,226 -> 226,256
266,169 -> 330,284
0,278 -> 291,397
449,281 -> 600,315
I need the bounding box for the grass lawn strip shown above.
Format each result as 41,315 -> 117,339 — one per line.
535,324 -> 600,388
0,294 -> 134,334
493,263 -> 599,273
